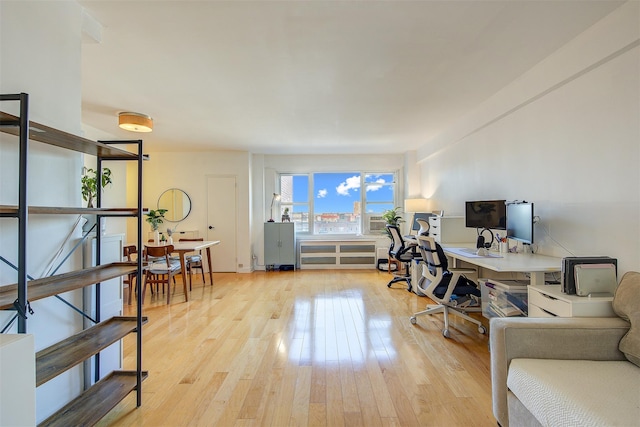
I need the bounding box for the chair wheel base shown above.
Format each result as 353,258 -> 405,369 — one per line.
443,329 -> 450,338
410,316 -> 417,325
478,325 -> 487,334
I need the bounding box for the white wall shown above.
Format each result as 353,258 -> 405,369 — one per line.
0,1 -> 88,422
80,124 -> 129,237
141,151 -> 252,271
417,2 -> 640,275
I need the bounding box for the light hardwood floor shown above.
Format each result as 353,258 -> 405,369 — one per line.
98,270 -> 496,427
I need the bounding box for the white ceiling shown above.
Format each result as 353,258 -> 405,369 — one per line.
79,0 -> 624,155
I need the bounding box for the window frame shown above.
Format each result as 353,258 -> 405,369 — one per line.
278,170 -> 399,236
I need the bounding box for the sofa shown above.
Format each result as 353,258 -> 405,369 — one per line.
490,271 -> 640,427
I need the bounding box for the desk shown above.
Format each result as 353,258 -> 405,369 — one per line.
441,243 -> 561,287
146,240 -> 220,301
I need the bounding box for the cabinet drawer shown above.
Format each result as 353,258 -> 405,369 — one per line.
529,289 -> 572,317
528,304 -> 557,317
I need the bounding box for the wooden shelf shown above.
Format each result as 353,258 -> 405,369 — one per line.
0,205 -> 142,217
29,206 -> 142,216
36,316 -> 148,386
0,205 -> 18,217
38,370 -> 148,427
0,263 -> 138,310
2,94 -> 146,424
0,111 -> 138,159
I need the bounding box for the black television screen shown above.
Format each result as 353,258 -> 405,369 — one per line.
465,200 -> 507,230
506,202 -> 534,244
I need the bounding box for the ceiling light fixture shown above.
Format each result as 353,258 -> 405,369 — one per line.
118,112 -> 153,132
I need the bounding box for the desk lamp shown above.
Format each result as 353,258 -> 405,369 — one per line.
404,198 -> 429,235
268,193 -> 281,222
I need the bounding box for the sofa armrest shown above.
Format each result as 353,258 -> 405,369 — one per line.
489,316 -> 630,427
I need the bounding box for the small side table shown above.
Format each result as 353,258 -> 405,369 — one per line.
528,284 -> 615,317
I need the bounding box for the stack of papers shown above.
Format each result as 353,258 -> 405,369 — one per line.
486,288 -> 527,317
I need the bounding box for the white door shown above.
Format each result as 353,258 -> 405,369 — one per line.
206,175 -> 237,272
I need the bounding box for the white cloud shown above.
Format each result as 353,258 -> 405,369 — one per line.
317,189 -> 328,198
367,178 -> 386,192
336,175 -> 360,196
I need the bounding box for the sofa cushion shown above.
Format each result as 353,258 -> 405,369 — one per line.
507,358 -> 640,426
612,271 -> 640,367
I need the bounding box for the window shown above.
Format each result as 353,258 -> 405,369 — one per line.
313,172 -> 361,234
279,171 -> 397,235
363,173 -> 396,234
279,175 -> 309,233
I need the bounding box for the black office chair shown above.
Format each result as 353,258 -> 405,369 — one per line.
386,224 -> 420,292
410,235 -> 486,338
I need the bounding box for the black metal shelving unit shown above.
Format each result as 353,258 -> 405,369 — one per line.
0,93 -> 146,425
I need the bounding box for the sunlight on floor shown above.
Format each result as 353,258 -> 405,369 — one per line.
287,289 -> 396,366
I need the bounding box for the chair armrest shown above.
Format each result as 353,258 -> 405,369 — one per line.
490,316 -> 630,427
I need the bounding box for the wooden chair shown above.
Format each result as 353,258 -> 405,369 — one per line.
142,244 -> 183,304
179,238 -> 206,290
123,245 -> 139,305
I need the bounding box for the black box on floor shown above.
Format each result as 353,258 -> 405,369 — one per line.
279,265 -> 295,271
561,256 -> 617,294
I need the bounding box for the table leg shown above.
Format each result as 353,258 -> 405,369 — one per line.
530,271 -> 545,287
206,247 -> 214,285
178,251 -> 189,301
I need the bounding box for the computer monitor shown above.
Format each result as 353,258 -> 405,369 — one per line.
506,202 -> 534,244
465,200 -> 507,230
410,212 -> 433,233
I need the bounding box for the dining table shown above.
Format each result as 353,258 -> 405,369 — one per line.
145,240 -> 220,301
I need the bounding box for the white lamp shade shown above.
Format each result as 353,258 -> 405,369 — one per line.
404,198 -> 429,212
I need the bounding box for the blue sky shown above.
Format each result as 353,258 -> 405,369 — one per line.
292,173 -> 394,214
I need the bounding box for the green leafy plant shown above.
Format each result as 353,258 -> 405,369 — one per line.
381,207 -> 404,239
81,167 -> 112,208
145,209 -> 167,231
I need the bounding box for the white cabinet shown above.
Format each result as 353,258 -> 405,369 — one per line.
428,216 -> 476,243
299,240 -> 376,269
0,334 -> 35,427
264,222 -> 296,268
528,284 -> 615,317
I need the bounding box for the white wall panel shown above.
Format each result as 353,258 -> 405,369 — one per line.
417,2 -> 639,274
0,2 -> 87,422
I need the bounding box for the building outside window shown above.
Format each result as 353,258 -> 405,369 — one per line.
279,174 -> 309,232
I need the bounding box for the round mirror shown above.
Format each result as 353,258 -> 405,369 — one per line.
157,188 -> 192,222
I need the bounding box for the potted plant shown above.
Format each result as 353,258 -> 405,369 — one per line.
281,207 -> 291,222
81,167 -> 112,208
145,209 -> 167,243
